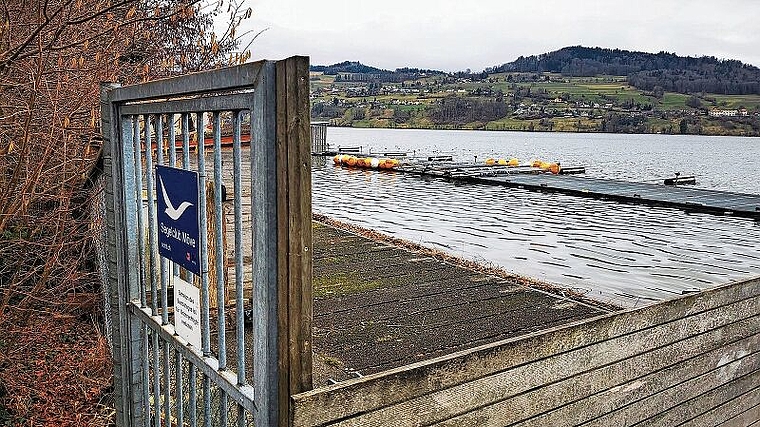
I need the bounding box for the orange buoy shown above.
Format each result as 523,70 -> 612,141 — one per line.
531,159 -> 542,168
388,159 -> 399,169
549,163 -> 560,174
333,155 -> 342,165
508,158 -> 519,167
346,156 -> 357,167
485,158 -> 496,166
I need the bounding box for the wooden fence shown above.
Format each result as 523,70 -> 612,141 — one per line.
292,276 -> 760,426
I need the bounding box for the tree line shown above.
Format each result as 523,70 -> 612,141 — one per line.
488,46 -> 760,95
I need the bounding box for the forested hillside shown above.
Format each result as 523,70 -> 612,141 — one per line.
488,46 -> 760,95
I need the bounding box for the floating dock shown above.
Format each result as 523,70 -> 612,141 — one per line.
326,152 -> 760,220
394,163 -> 760,219
468,174 -> 760,219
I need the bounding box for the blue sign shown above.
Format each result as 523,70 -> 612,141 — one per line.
156,165 -> 200,275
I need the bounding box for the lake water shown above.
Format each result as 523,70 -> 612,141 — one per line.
311,128 -> 760,307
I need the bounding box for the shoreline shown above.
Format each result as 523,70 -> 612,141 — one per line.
322,123 -> 760,138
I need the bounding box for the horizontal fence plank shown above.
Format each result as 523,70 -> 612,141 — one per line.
530,336 -> 760,427
685,385 -> 760,427
109,61 -> 264,102
717,400 -> 760,427
432,317 -> 760,427
292,278 -> 760,426
631,368 -> 760,427
322,294 -> 760,427
119,92 -> 255,115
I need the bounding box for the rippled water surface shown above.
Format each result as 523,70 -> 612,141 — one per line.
312,128 -> 760,307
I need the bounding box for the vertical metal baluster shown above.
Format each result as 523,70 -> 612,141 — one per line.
168,114 -> 180,281
189,364 -> 197,427
220,390 -> 228,426
162,342 -> 170,427
212,111 -> 229,427
233,110 -> 246,427
183,113 -> 191,170
181,113 -> 193,285
144,116 -> 158,315
183,113 -> 195,427
143,327 -> 150,427
175,349 -> 184,427
195,112 -> 213,427
143,116 -> 161,427
197,111 -> 211,357
169,113 -> 177,167
156,117 -> 172,427
203,375 -> 212,427
152,334 -> 160,427
133,117 -> 146,309
213,111 -> 227,368
156,116 -> 168,324
132,116 -> 150,427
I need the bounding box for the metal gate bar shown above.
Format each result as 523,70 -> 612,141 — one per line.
101,57 -> 312,427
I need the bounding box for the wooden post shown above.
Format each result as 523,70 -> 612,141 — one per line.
253,56 -> 312,427
276,56 -> 313,426
204,181 -> 228,308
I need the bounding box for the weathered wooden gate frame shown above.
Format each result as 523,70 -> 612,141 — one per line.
100,57 -> 312,427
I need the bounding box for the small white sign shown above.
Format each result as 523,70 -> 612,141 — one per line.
173,276 -> 201,349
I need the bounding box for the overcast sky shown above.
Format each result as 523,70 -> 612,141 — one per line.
236,0 -> 760,72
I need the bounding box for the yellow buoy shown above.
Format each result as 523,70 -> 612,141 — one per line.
531,159 -> 542,168
485,158 -> 496,166
508,158 -> 519,167
497,158 -> 508,166
388,159 -> 399,169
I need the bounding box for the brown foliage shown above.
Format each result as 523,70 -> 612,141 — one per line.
0,311 -> 114,426
0,0 -> 250,314
0,0 -> 252,423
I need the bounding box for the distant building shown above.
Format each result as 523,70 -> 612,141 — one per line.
709,109 -> 739,117
337,73 -> 380,82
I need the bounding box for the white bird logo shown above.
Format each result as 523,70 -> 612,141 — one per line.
159,176 -> 194,221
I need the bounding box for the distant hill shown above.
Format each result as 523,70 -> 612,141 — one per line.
310,61 -> 445,82
488,46 -> 760,95
310,61 -> 386,75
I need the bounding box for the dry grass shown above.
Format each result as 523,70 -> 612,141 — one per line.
0,311 -> 114,427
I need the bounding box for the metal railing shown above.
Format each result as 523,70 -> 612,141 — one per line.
100,57 -> 312,427
310,123 -> 327,154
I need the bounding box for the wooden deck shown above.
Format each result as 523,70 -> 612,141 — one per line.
476,174 -> 760,218
310,222 -> 614,385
